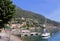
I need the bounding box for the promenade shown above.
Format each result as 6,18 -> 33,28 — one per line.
0,31 -> 22,41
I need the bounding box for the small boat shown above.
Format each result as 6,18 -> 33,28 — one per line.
41,32 -> 50,39
21,30 -> 30,36
40,24 -> 50,39
40,17 -> 51,39
30,32 -> 41,36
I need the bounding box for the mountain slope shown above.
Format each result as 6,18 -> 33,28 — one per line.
14,7 -> 60,27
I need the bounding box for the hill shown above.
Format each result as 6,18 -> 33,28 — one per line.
14,7 -> 60,27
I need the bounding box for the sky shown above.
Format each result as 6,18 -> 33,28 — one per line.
12,0 -> 60,22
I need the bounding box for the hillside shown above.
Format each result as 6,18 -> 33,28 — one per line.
14,7 -> 60,27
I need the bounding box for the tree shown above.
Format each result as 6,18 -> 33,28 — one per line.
0,0 -> 15,29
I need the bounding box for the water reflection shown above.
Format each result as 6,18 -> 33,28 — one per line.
48,31 -> 60,41
22,35 -> 49,41
22,31 -> 60,41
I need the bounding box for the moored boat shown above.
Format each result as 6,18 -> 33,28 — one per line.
41,32 -> 50,39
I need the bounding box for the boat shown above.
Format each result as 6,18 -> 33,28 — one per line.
41,24 -> 50,39
21,30 -> 30,36
40,17 -> 51,39
41,32 -> 50,39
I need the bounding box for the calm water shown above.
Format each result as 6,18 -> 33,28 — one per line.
49,31 -> 60,41
22,31 -> 60,41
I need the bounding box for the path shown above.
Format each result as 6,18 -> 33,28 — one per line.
10,35 -> 22,41
0,32 -> 22,41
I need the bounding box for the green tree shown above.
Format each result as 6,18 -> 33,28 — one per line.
0,0 -> 15,29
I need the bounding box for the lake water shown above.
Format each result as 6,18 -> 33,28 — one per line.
22,31 -> 60,41
48,31 -> 60,41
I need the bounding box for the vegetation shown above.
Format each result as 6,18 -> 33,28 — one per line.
0,0 -> 15,29
14,7 -> 60,27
